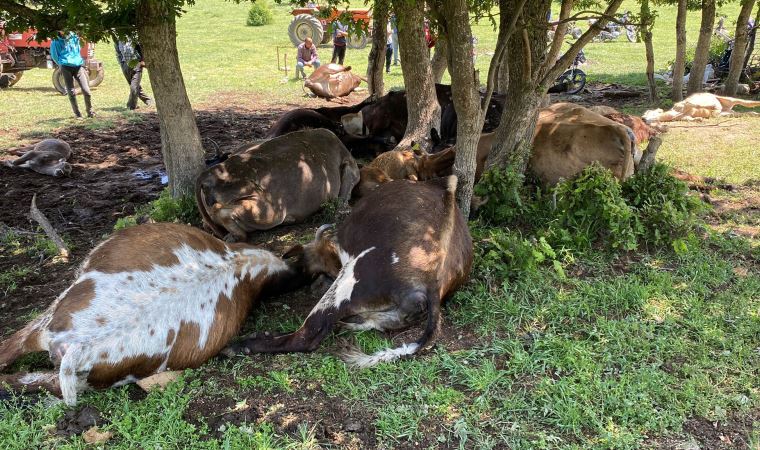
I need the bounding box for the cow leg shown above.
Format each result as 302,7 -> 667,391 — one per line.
337,161 -> 360,202
223,248 -> 376,355
0,372 -> 61,398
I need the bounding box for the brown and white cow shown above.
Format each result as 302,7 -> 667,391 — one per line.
223,176 -> 473,367
587,105 -> 663,145
530,103 -> 641,186
2,138 -> 72,177
196,129 -> 360,241
0,223 -> 307,406
304,64 -> 364,99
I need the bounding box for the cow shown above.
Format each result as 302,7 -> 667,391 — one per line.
223,176 -> 473,367
587,105 -> 663,145
2,138 -> 72,177
0,223 -> 307,406
196,129 -> 360,241
438,93 -> 506,144
353,148 -> 456,198
264,108 -> 396,158
304,64 -> 364,99
643,93 -> 760,122
530,103 -> 641,186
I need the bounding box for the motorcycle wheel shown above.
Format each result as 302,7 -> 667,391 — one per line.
558,69 -> 586,95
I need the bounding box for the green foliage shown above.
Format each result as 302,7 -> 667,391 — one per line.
113,189 -> 200,230
473,163 -> 704,277
553,164 -> 642,251
622,163 -> 704,247
246,1 -> 273,27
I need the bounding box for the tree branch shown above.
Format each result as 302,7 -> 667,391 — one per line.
541,0 -> 574,81
538,0 -> 625,88
481,0 -> 527,113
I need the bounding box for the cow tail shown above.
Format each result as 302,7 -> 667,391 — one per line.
339,289 -> 442,369
195,178 -> 228,239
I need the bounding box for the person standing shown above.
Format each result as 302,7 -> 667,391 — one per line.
331,21 -> 348,65
50,31 -> 94,119
390,12 -> 399,65
295,37 -> 321,79
114,38 -> 152,110
386,21 -> 393,73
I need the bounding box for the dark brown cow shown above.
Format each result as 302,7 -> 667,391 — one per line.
196,129 -> 360,241
224,176 -> 473,366
2,138 -> 72,177
0,223 -> 306,405
304,64 -> 364,99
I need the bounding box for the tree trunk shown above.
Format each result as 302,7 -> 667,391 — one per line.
392,0 -> 440,151
641,0 -> 658,103
744,5 -> 760,70
487,0 -> 550,174
430,38 -> 449,83
367,0 -> 390,96
724,0 -> 757,95
672,0 -> 688,102
687,0 -> 716,95
439,0 -> 480,216
136,0 -> 205,198
495,50 -> 509,93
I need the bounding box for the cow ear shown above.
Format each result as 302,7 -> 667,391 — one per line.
283,244 -> 304,260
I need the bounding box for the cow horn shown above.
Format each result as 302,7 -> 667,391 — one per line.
315,223 -> 335,241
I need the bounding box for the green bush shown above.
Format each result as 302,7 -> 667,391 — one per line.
553,164 -> 641,251
473,167 -> 528,224
246,1 -> 273,27
475,226 -> 566,280
622,163 -> 704,248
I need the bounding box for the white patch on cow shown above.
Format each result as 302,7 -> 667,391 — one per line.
18,372 -> 53,385
391,253 -> 399,265
338,248 -> 351,266
341,112 -> 364,135
340,343 -> 420,368
307,247 -> 375,317
341,310 -> 402,331
47,244 -> 289,406
111,375 -> 139,388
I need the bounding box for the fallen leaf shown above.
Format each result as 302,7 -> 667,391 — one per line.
733,267 -> 749,277
229,399 -> 250,413
82,426 -> 113,444
136,371 -> 181,392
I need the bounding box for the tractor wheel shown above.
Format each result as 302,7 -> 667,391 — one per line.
0,71 -> 23,89
347,32 -> 369,50
289,14 -> 324,47
52,66 -> 104,95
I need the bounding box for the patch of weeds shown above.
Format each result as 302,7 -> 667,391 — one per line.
314,198 -> 345,225
237,370 -> 294,394
0,393 -> 66,450
113,188 -> 200,230
0,266 -> 32,295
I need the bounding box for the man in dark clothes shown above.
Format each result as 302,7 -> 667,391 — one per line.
331,21 -> 348,65
114,38 -> 152,110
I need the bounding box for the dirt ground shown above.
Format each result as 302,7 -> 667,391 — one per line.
1,90 -> 757,448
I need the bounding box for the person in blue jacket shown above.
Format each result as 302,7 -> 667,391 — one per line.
50,31 -> 94,118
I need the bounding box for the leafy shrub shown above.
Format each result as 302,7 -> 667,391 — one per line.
473,168 -> 528,224
246,1 -> 273,27
622,163 -> 703,248
475,226 -> 566,280
552,164 -> 641,250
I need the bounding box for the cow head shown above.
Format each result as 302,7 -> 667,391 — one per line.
341,111 -> 364,135
642,109 -> 664,123
283,224 -> 342,289
354,166 -> 391,198
416,147 -> 456,180
53,160 -> 73,177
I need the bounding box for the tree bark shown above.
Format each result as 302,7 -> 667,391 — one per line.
495,50 -> 509,93
687,0 -> 716,95
487,0 -> 550,174
430,38 -> 449,83
641,0 -> 658,103
438,0 -> 480,216
136,0 -> 205,198
724,0 -> 757,95
392,0 -> 440,151
672,0 -> 688,102
367,0 -> 390,96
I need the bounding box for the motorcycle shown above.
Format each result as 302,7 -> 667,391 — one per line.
549,49 -> 587,95
591,12 -> 637,43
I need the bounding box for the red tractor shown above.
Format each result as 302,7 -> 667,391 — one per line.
0,23 -> 104,93
289,7 -> 372,50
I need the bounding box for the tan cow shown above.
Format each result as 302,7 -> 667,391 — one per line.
2,138 -> 72,177
643,93 -> 760,122
196,129 -> 360,241
304,64 -> 365,99
354,148 -> 456,198
530,103 -> 640,186
0,223 -> 306,406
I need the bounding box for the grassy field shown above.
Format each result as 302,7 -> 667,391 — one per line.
0,1 -> 759,449
0,0 -> 752,148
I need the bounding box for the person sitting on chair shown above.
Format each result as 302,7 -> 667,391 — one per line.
296,37 -> 321,79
